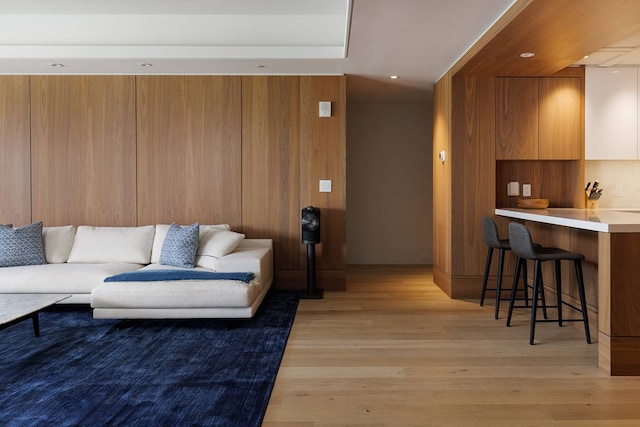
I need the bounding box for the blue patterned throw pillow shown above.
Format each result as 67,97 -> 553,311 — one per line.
159,222 -> 200,268
0,221 -> 47,267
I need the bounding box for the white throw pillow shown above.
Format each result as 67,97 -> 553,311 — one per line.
195,229 -> 245,270
150,224 -> 230,264
42,225 -> 77,263
67,225 -> 155,264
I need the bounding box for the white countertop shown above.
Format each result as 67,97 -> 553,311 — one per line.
495,208 -> 640,233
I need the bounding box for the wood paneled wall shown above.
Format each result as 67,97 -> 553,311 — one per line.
451,76 -> 496,283
136,76 -> 242,227
299,76 -> 346,272
432,73 -> 452,294
30,76 -> 137,226
242,76 -> 302,270
0,75 -> 346,290
0,76 -> 31,225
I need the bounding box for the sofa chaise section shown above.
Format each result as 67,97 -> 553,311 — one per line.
91,239 -> 274,319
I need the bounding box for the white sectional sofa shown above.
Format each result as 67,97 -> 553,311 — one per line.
0,223 -> 273,319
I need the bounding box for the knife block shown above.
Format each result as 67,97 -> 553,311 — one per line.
585,193 -> 598,209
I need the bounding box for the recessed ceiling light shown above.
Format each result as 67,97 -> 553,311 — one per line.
255,64 -> 266,69
519,52 -> 535,58
612,70 -> 620,74
389,75 -> 399,79
583,55 -> 590,59
49,63 -> 65,68
139,63 -> 153,67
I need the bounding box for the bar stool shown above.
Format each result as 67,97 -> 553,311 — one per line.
480,217 -> 534,319
506,222 -> 591,345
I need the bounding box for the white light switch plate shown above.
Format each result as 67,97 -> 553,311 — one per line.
319,180 -> 332,192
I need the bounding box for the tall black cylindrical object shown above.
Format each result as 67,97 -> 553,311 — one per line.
300,206 -> 323,299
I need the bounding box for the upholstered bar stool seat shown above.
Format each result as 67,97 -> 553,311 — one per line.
506,222 -> 591,345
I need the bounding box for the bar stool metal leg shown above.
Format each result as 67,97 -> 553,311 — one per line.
494,247 -> 506,319
529,261 -> 544,345
554,260 -> 563,327
480,246 -> 494,307
507,257 -> 547,327
575,260 -> 592,344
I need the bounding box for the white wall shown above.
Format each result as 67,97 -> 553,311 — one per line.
585,161 -> 640,207
346,102 -> 433,264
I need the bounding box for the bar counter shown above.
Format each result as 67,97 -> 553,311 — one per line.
496,208 -> 640,376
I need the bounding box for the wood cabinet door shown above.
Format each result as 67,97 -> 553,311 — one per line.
496,77 -> 539,159
539,77 -> 582,160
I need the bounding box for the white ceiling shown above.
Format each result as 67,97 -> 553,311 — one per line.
575,30 -> 640,68
0,0 -> 517,102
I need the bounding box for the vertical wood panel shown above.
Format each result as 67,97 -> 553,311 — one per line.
539,77 -> 581,160
451,76 -> 496,277
432,74 -> 453,294
242,76 -> 301,270
300,76 -> 346,271
495,77 -> 539,160
31,76 -> 136,226
136,76 -> 242,227
0,76 -> 31,226
609,233 -> 640,336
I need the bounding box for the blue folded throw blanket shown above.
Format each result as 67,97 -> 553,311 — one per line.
104,270 -> 255,284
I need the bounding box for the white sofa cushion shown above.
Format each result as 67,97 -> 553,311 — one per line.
150,224 -> 230,264
92,264 -> 263,309
0,262 -> 143,294
42,225 -> 77,263
195,229 -> 245,270
67,226 -> 155,264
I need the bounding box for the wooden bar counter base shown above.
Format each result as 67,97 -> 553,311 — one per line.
496,208 -> 640,375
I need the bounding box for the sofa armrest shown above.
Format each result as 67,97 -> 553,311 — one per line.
217,239 -> 273,286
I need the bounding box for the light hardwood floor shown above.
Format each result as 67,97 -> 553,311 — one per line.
263,265 -> 640,426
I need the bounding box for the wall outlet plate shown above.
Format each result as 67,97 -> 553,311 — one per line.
507,181 -> 520,196
523,184 -> 532,197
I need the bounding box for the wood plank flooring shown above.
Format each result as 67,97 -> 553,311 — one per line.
263,265 -> 640,426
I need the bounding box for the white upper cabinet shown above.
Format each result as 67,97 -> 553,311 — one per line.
585,67 -> 639,160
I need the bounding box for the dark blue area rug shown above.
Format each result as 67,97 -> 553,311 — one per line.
0,290 -> 298,427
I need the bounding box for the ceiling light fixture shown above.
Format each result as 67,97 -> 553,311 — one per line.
49,63 -> 65,68
255,64 -> 266,69
389,75 -> 399,79
139,63 -> 153,67
583,55 -> 590,59
519,52 -> 535,58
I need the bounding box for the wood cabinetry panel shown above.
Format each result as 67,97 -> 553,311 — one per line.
609,233 -> 640,336
496,78 -> 538,160
433,74 -> 453,294
539,77 -> 581,160
452,76 -> 496,277
242,76 -> 302,270
300,76 -> 346,270
31,76 -> 136,226
0,76 -> 31,226
136,76 -> 242,227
